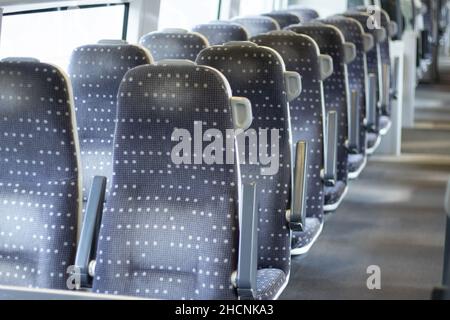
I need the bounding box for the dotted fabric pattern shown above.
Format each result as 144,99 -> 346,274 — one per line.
262,13 -> 301,29
255,269 -> 286,300
250,33 -> 325,250
139,31 -> 209,62
324,181 -> 347,205
231,16 -> 280,37
192,22 -> 248,46
320,17 -> 368,156
92,64 -> 242,300
286,24 -> 349,187
285,8 -> 320,22
347,154 -> 365,173
291,217 -> 322,250
367,132 -> 379,150
354,7 -> 392,117
0,61 -> 80,289
197,44 -> 292,280
68,44 -> 153,202
343,12 -> 382,134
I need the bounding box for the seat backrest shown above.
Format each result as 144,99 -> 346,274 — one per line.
286,24 -> 350,183
354,6 -> 392,67
342,11 -> 384,131
286,7 -> 320,22
250,31 -> 326,221
381,0 -> 404,40
92,63 -> 243,299
263,12 -> 301,29
192,22 -> 248,45
320,16 -> 369,155
68,44 -> 153,202
231,16 -> 280,37
0,60 -> 81,289
354,7 -> 393,116
197,43 -> 292,276
139,29 -> 209,62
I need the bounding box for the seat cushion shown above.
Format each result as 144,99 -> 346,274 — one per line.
256,269 -> 287,300
325,180 -> 347,206
291,217 -> 323,253
367,132 -> 380,149
379,115 -> 391,132
348,153 -> 365,173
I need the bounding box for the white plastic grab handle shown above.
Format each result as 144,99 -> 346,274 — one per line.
231,97 -> 253,131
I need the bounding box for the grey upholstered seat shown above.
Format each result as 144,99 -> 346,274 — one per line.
250,31 -> 329,254
319,16 -> 372,179
192,21 -> 248,45
285,7 -> 320,22
68,43 -> 153,203
139,29 -> 209,62
353,6 -> 393,135
0,60 -> 81,289
91,61 -> 286,300
342,11 -> 386,153
231,16 -> 280,37
263,12 -> 301,29
197,42 -> 299,298
287,24 -> 352,212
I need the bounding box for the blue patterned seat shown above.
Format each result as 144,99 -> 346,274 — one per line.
343,11 -> 387,153
319,16 -> 373,179
285,7 -> 320,22
263,12 -> 301,29
231,16 -> 280,37
90,61 -> 287,300
251,31 -> 330,254
353,6 -> 393,135
197,42 -> 301,298
287,24 -> 353,212
139,29 -> 209,62
68,43 -> 153,204
0,60 -> 81,289
192,22 -> 248,45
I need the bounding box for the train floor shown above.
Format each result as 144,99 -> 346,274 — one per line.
282,58 -> 450,300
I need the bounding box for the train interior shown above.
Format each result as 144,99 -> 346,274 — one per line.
0,0 -> 449,301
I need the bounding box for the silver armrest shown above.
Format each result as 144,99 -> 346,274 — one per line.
322,111 -> 338,186
391,57 -> 400,99
347,90 -> 360,153
73,176 -> 107,289
288,141 -> 308,232
233,183 -> 258,300
366,73 -> 377,132
380,63 -> 391,114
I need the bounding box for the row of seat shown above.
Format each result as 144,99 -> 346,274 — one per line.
0,5 -> 398,299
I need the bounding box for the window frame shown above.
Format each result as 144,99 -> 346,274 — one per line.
2,2 -> 130,40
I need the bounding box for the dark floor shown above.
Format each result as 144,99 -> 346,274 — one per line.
281,56 -> 450,300
281,161 -> 448,300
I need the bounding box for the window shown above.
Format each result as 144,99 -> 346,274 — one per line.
158,0 -> 221,30
0,4 -> 128,70
239,0 -> 275,16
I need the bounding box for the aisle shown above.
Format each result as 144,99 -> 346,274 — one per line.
281,160 -> 447,300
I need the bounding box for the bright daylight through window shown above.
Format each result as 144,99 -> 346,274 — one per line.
0,4 -> 126,70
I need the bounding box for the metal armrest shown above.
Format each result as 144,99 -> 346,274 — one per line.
233,183 -> 258,300
391,56 -> 400,99
73,176 -> 107,289
322,111 -> 338,186
347,90 -> 360,153
366,73 -> 377,132
287,141 -> 308,232
380,63 -> 391,115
